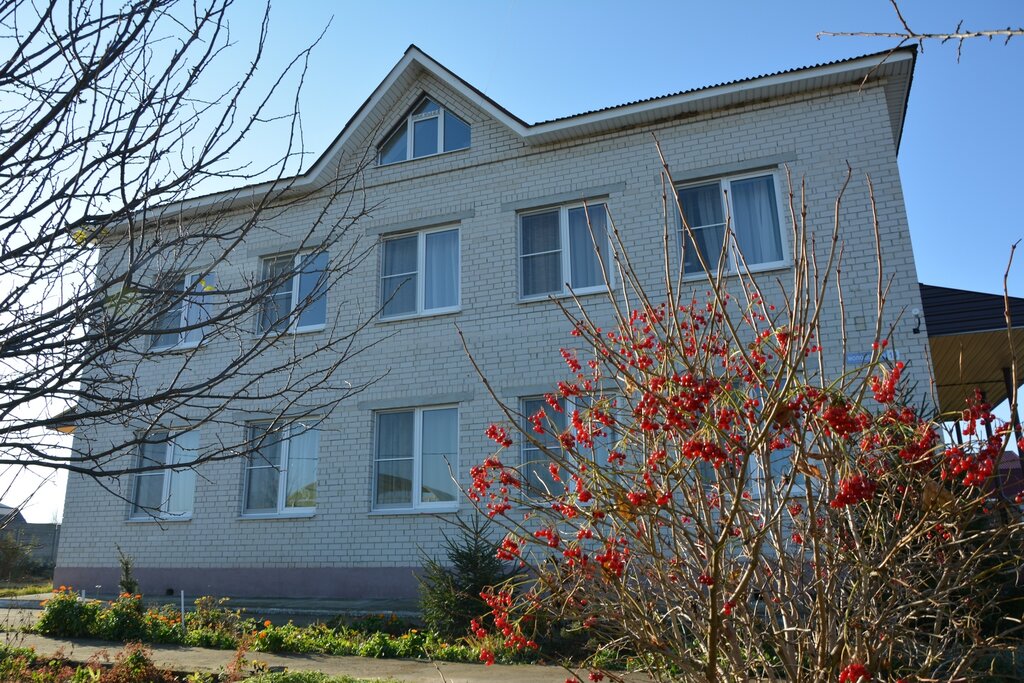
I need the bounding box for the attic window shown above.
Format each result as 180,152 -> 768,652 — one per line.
378,97 -> 471,165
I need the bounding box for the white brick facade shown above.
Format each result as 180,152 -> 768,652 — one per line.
55,47 -> 930,598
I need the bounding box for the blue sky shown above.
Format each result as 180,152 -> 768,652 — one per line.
18,1 -> 1024,522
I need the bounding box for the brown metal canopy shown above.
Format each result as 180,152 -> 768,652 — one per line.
920,284 -> 1024,415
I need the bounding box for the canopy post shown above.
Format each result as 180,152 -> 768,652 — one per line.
1003,366 -> 1022,445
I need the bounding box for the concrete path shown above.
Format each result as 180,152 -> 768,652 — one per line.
0,608 -> 649,682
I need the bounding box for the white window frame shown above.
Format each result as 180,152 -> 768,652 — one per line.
149,272 -> 214,351
379,225 -> 461,320
258,251 -> 328,335
377,97 -> 471,166
129,430 -> 197,521
372,405 -> 459,512
677,170 -> 788,278
242,422 -> 319,518
518,201 -> 612,300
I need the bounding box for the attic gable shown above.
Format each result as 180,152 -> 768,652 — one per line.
301,45 -> 528,185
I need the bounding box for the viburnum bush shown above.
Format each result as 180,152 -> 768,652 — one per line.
463,159 -> 1024,682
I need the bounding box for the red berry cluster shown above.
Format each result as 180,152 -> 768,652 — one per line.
830,474 -> 878,509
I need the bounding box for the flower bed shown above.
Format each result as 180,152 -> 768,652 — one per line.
33,588 -> 533,666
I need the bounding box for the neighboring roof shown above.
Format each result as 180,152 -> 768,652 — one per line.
0,505 -> 26,525
920,284 -> 1024,337
920,284 -> 1024,414
152,45 -> 917,221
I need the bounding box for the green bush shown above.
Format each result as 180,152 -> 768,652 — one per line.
93,593 -> 146,642
418,518 -> 519,639
338,613 -> 415,636
31,589 -> 537,666
36,588 -> 100,638
115,546 -> 139,596
141,604 -> 184,644
103,643 -> 175,683
183,625 -> 239,650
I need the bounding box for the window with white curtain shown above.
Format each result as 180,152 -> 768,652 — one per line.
519,202 -> 610,299
258,252 -> 329,333
520,394 -> 618,496
378,97 -> 471,165
243,421 -> 319,515
150,272 -> 217,350
130,431 -> 198,519
374,406 -> 458,510
520,396 -> 566,494
677,172 -> 785,276
380,227 -> 459,318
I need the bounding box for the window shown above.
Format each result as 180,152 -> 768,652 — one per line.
521,396 -> 566,493
259,252 -> 328,333
130,431 -> 198,519
745,445 -> 802,497
378,97 -> 471,165
150,273 -> 216,350
519,202 -> 610,299
380,227 -> 459,318
677,172 -> 785,276
520,395 -> 617,494
374,406 -> 458,510
243,422 -> 319,515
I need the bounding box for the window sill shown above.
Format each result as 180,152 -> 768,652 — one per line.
238,510 -> 316,520
255,324 -> 326,338
377,147 -> 469,169
148,341 -> 203,355
518,286 -> 610,304
681,260 -> 791,282
377,308 -> 461,325
126,515 -> 192,524
368,506 -> 459,517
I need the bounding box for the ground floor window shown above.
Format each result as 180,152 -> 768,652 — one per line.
374,406 -> 458,510
130,430 -> 198,520
243,421 -> 319,515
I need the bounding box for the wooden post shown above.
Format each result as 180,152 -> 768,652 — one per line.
982,390 -> 993,440
1003,367 -> 1022,445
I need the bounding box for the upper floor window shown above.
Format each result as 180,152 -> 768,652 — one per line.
131,430 -> 198,520
150,272 -> 216,351
374,406 -> 458,511
519,202 -> 609,299
378,97 -> 471,165
259,252 -> 328,333
677,172 -> 785,276
380,227 -> 460,319
243,421 -> 319,516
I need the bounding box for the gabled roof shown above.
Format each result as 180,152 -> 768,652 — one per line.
920,283 -> 1024,414
155,45 -> 917,220
920,284 -> 1024,338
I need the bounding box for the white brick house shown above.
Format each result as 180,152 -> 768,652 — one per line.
54,45 -> 929,599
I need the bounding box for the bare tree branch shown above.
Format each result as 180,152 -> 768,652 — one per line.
0,0 -> 382,522
819,0 -> 1023,61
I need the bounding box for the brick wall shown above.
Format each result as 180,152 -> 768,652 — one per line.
55,73 -> 931,598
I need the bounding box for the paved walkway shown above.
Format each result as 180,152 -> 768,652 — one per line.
0,608 -> 648,682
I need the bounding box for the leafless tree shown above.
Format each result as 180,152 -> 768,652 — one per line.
820,0 -> 1023,61
0,0 -> 380,517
